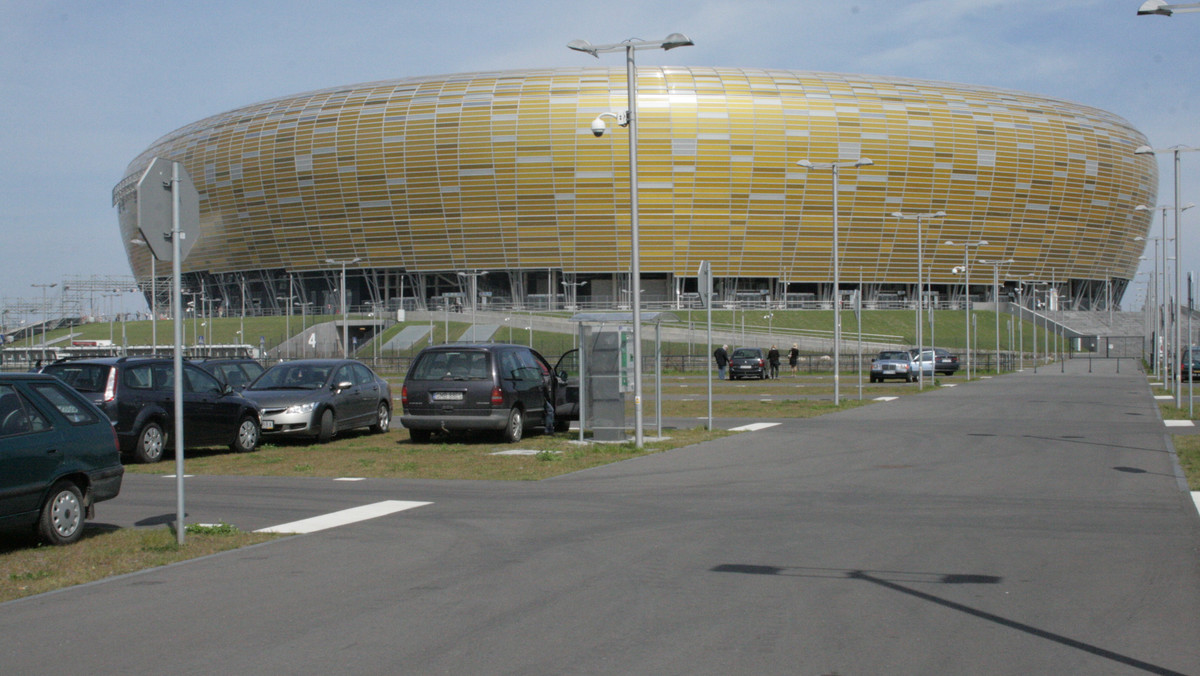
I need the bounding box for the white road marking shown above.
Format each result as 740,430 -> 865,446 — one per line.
334,477 -> 365,482
942,384 -> 957,388
162,475 -> 194,479
874,396 -> 898,402
490,449 -> 561,456
1193,492 -> 1200,518
729,422 -> 781,432
256,500 -> 431,534
1155,395 -> 1174,400
1164,419 -> 1195,427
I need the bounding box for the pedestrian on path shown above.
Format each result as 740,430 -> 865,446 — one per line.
714,344 -> 730,380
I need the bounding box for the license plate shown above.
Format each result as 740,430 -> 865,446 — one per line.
262,419 -> 274,430
883,369 -> 895,374
432,391 -> 464,401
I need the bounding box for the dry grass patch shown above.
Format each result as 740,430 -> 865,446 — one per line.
1,525 -> 278,603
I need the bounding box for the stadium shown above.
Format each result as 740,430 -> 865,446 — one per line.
112,66 -> 1157,314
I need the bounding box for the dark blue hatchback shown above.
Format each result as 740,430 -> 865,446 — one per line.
0,373 -> 123,545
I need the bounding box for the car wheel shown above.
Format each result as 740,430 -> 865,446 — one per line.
502,407 -> 523,443
370,402 -> 390,433
409,428 -> 432,443
230,416 -> 260,453
38,481 -> 85,545
134,421 -> 166,463
317,409 -> 336,443
554,418 -> 570,433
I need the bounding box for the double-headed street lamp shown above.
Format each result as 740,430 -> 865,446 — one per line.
326,257 -> 361,359
797,157 -> 873,404
891,211 -> 945,389
31,282 -> 57,364
978,258 -> 1015,374
1136,144 -> 1197,405
569,33 -> 693,449
946,239 -> 988,379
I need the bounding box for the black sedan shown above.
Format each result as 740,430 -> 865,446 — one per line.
0,373 -> 123,545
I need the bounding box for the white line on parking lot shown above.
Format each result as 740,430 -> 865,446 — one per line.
334,477 -> 365,482
729,422 -> 782,432
874,396 -> 898,402
255,500 -> 432,534
1164,420 -> 1195,427
1155,395 -> 1174,400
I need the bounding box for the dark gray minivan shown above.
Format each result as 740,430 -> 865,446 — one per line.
400,344 -> 572,443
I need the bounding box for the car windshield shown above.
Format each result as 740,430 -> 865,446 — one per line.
248,364 -> 332,390
410,351 -> 490,381
41,363 -> 110,393
879,352 -> 908,360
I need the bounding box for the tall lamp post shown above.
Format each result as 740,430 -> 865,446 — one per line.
797,157 -> 874,404
1137,203 -> 1193,385
978,258 -> 1015,374
130,238 -> 158,355
946,239 -> 987,379
891,211 -> 945,389
326,257 -> 361,359
569,33 -> 693,449
1136,144 -> 1197,406
31,283 -> 57,364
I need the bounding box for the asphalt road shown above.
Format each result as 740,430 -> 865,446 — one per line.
2,359 -> 1198,674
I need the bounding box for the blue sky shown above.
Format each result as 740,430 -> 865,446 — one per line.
1,0 -> 1196,315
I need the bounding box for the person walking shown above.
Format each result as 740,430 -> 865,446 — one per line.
767,345 -> 781,380
788,343 -> 800,375
714,344 -> 730,380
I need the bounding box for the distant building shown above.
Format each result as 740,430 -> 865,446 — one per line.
114,67 -> 1155,313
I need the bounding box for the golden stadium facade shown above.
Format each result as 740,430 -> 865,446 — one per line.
113,67 -> 1157,312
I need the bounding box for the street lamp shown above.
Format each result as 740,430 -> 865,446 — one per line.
1138,0 -> 1200,15
1136,202 -> 1193,387
326,257 -> 361,359
978,258 -> 1015,374
1136,144 -> 1198,405
561,278 -> 588,311
946,239 -> 988,379
891,211 -> 946,389
31,282 -> 57,364
570,33 -> 693,448
797,157 -> 873,404
130,238 -> 158,355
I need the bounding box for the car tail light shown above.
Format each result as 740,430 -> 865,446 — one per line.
401,385 -> 408,405
103,366 -> 117,403
491,387 -> 504,405
110,423 -> 120,454
757,358 -> 764,367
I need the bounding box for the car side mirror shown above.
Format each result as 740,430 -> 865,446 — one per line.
556,371 -> 568,386
334,380 -> 353,392
222,384 -> 234,396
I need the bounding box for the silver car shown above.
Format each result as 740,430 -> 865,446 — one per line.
241,359 -> 392,443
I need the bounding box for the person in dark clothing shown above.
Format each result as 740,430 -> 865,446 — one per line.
788,343 -> 800,375
767,345 -> 781,380
714,344 -> 730,380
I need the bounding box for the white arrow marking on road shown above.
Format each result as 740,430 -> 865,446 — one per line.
256,500 -> 431,534
729,422 -> 782,432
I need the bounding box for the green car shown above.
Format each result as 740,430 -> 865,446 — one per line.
0,373 -> 124,545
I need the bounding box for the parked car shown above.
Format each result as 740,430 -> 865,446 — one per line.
400,343 -> 571,443
240,359 -> 392,442
1180,347 -> 1200,381
870,351 -> 916,382
909,347 -> 960,375
41,357 -> 261,463
196,358 -> 265,391
729,347 -> 767,380
0,373 -> 123,544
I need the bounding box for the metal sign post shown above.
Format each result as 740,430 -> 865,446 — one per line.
136,157 -> 198,545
